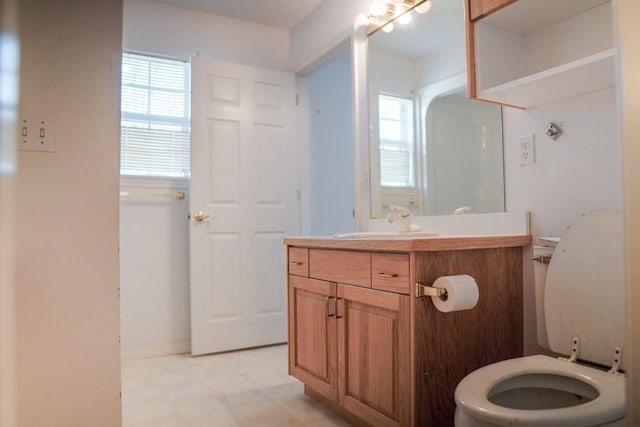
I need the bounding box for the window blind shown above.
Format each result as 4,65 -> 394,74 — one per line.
120,53 -> 191,178
378,94 -> 415,187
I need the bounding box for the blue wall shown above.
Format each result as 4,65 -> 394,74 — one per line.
306,46 -> 355,235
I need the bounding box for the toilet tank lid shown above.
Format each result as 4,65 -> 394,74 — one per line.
544,210 -> 624,368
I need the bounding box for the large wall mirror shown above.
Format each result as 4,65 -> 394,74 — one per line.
354,0 -> 505,227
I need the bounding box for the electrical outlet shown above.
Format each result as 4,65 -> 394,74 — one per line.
518,134 -> 535,166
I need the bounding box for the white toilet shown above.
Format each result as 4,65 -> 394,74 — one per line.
454,210 -> 626,426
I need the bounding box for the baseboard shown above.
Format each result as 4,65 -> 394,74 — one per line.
121,340 -> 191,360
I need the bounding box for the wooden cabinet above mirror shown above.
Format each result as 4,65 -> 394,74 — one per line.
468,0 -> 516,20
465,0 -> 616,108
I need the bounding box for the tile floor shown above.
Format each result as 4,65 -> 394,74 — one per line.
121,344 -> 351,427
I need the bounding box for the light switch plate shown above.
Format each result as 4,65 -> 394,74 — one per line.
18,117 -> 56,152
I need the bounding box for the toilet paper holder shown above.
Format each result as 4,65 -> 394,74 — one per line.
415,282 -> 447,298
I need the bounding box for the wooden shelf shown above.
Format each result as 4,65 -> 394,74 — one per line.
480,0 -> 609,34
467,0 -> 615,108
477,48 -> 617,108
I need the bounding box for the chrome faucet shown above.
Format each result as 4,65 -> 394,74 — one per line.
387,205 -> 421,232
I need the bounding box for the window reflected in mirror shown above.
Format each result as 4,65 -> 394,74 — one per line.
378,94 -> 416,188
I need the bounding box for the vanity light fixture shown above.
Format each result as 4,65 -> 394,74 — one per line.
415,0 -> 432,14
369,2 -> 387,17
355,13 -> 370,27
398,12 -> 412,24
358,0 -> 431,35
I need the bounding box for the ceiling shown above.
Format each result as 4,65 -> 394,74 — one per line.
144,0 -> 324,28
141,0 -> 464,58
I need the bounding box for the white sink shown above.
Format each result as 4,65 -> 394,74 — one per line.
333,231 -> 438,239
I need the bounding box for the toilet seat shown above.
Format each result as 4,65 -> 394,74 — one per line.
455,355 -> 626,426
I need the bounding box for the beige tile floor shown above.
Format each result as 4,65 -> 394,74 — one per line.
121,344 -> 352,427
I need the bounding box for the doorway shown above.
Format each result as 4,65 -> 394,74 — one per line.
119,54 -> 300,359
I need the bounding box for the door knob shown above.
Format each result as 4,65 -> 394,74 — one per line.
192,211 -> 211,222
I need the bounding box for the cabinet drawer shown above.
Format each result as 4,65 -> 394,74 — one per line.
371,253 -> 410,294
309,249 -> 371,287
288,247 -> 309,277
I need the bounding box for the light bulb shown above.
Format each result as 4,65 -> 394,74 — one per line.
369,2 -> 387,17
415,0 -> 432,14
398,12 -> 412,24
382,22 -> 394,33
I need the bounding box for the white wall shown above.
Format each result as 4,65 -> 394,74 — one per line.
503,87 -> 622,354
417,46 -> 466,88
504,88 -> 622,236
303,46 -> 355,235
119,178 -> 190,359
368,49 -> 419,97
15,0 -> 122,425
290,0 -> 370,72
124,0 -> 290,70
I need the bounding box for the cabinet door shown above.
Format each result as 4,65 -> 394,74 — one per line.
288,275 -> 337,402
336,285 -> 411,427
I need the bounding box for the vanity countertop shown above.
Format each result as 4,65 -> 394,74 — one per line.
284,234 -> 531,252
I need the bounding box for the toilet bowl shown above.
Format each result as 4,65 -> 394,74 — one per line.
455,355 -> 625,426
454,210 -> 626,426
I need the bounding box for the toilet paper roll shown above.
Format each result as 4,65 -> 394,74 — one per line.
431,274 -> 479,313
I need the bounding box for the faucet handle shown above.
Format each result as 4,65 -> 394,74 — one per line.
387,205 -> 421,232
388,204 -> 411,217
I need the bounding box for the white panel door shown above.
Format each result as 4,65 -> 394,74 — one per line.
190,58 -> 299,355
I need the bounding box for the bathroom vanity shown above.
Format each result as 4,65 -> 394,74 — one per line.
285,235 -> 531,426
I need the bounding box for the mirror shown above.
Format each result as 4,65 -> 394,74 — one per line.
362,0 -> 505,220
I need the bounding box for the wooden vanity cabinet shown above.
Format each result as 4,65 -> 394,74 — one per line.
286,237 -> 530,426
288,273 -> 411,427
288,275 -> 337,402
337,283 -> 411,427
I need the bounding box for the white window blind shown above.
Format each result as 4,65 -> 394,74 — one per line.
120,53 -> 191,178
378,94 -> 415,187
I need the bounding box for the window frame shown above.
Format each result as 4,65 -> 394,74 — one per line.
376,92 -> 418,189
120,52 -> 191,179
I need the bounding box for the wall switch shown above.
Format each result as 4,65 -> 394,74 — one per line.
18,118 -> 56,152
518,134 -> 535,166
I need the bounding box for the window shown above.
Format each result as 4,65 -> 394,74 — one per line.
378,94 -> 415,187
120,53 -> 191,178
